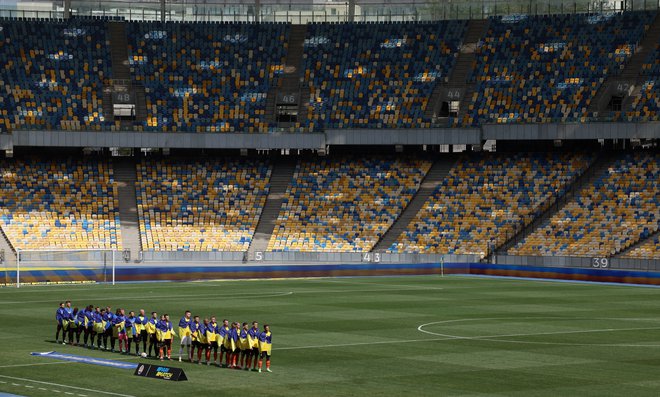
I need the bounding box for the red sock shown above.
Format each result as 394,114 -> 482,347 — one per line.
205,349 -> 210,362
214,352 -> 218,362
159,347 -> 163,359
266,359 -> 270,369
197,349 -> 202,361
258,359 -> 263,369
225,353 -> 230,366
240,354 -> 245,367
219,352 -> 224,364
246,357 -> 252,368
167,347 -> 171,357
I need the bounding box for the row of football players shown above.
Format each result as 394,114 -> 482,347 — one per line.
55,301 -> 273,372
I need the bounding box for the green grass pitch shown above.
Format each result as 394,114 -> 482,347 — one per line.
2,275 -> 660,396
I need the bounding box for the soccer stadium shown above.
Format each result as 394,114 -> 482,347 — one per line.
0,0 -> 659,395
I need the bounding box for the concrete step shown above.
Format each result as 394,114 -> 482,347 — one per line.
112,158 -> 142,262
372,157 -> 456,252
616,228 -> 660,258
247,160 -> 297,255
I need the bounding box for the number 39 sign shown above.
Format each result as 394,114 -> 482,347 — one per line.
592,258 -> 609,268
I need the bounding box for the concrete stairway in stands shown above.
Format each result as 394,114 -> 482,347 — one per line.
247,160 -> 297,256
426,19 -> 489,122
266,24 -> 308,127
590,12 -> 660,114
0,227 -> 16,283
107,21 -> 148,123
113,158 -> 142,262
371,157 -> 456,252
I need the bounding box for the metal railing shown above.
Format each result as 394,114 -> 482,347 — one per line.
2,0 -> 660,23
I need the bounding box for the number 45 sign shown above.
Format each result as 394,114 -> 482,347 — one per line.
592,258 -> 609,268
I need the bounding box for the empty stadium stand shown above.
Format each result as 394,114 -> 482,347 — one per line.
510,152 -> 659,257
0,18 -> 112,131
126,21 -> 289,133
0,157 -> 121,250
389,152 -> 593,257
136,158 -> 270,252
372,158 -> 455,251
462,11 -> 655,126
267,157 -> 432,252
301,21 -> 467,131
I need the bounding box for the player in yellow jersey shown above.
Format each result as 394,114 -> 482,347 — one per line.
257,324 -> 272,373
238,322 -> 250,369
145,311 -> 158,357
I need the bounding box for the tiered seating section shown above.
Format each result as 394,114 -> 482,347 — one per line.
126,22 -> 288,133
301,21 -> 466,131
510,152 -> 659,257
0,18 -> 111,132
0,158 -> 120,250
461,12 -> 654,126
623,235 -> 660,259
267,157 -> 431,252
388,153 -> 592,257
136,158 -> 270,251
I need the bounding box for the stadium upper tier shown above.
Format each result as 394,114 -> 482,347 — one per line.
0,158 -> 120,250
301,21 -> 466,130
267,157 -> 431,252
0,18 -> 111,132
510,152 -> 660,257
2,12 -> 660,133
126,21 -> 288,133
388,152 -> 593,257
136,158 -> 270,251
461,11 -> 654,126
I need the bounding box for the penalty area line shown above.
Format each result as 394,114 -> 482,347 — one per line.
0,374 -> 136,397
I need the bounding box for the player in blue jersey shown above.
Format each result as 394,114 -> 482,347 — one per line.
178,310 -> 192,362
238,322 -> 250,369
246,321 -> 260,371
257,324 -> 272,373
146,311 -> 158,357
102,306 -> 115,351
83,305 -> 95,348
136,309 -> 148,355
73,306 -> 86,346
219,319 -> 231,367
55,302 -> 67,344
156,314 -> 174,361
189,315 -> 202,363
125,311 -> 138,355
93,308 -> 106,349
206,317 -> 219,366
229,322 -> 240,369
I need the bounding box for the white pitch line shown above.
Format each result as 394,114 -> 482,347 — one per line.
0,374 -> 136,397
418,325 -> 660,340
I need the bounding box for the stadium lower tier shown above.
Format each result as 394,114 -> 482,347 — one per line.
0,152 -> 656,260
